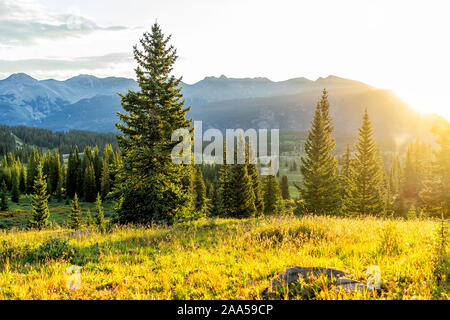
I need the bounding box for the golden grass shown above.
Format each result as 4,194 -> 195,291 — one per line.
0,215 -> 448,300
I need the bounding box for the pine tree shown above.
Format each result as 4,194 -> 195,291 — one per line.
66,146 -> 79,198
246,146 -> 264,215
228,158 -> 256,218
85,208 -> 94,227
299,92 -> 341,215
340,144 -> 353,203
100,159 -> 111,199
55,177 -> 62,202
344,109 -> 384,215
280,175 -> 290,200
29,163 -> 50,230
26,150 -> 40,193
114,23 -> 192,224
0,181 -> 8,211
11,171 -> 20,203
193,167 -> 206,212
218,149 -> 233,217
94,193 -> 105,230
68,193 -> 82,230
83,163 -> 97,202
207,183 -> 221,217
19,167 -> 26,193
389,155 -> 402,197
263,174 -> 284,214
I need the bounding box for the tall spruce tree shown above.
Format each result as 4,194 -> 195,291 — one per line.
246,146 -> 264,215
83,163 -> 97,202
0,181 -> 8,211
11,171 -> 20,203
218,148 -> 233,217
114,23 -> 192,224
280,175 -> 290,200
263,174 -> 284,214
94,193 -> 105,230
193,167 -> 206,212
29,163 -> 50,230
229,161 -> 256,218
299,91 -> 341,215
100,159 -> 111,199
344,109 -> 384,215
69,193 -> 82,230
207,183 -> 221,217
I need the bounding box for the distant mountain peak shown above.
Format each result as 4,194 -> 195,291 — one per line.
4,73 -> 38,84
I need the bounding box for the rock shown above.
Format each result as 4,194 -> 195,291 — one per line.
263,266 -> 378,299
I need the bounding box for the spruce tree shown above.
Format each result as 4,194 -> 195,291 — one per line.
84,163 -> 97,202
344,109 -> 384,215
207,183 -> 221,217
114,23 -> 192,224
0,181 -> 8,211
19,167 -> 26,193
26,150 -> 40,193
299,92 -> 341,215
94,193 -> 105,230
85,208 -> 94,227
66,146 -> 79,198
29,164 -> 50,230
218,149 -> 233,217
193,167 -> 206,212
100,159 -> 111,199
11,172 -> 20,203
263,174 -> 284,214
228,162 -> 256,218
280,175 -> 290,200
69,193 -> 82,230
247,147 -> 264,215
389,155 -> 402,197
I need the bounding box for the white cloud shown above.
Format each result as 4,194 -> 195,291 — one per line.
0,0 -> 126,46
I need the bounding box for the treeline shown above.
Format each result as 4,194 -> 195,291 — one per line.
0,125 -> 118,156
0,144 -> 122,209
297,90 -> 449,218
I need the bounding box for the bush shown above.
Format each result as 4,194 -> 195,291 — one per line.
28,238 -> 76,263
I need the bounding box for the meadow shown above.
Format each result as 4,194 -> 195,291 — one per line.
0,214 -> 448,300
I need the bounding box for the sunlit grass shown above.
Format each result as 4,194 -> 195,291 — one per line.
0,215 -> 448,300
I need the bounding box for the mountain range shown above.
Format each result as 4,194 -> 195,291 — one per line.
0,73 -> 445,140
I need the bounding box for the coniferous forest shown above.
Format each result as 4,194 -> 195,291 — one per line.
0,17 -> 448,302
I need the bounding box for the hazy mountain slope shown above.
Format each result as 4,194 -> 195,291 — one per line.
0,73 -> 445,141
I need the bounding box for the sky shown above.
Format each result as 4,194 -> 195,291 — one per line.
1,0 -> 450,119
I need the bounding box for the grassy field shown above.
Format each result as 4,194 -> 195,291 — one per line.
0,195 -> 115,230
0,214 -> 448,300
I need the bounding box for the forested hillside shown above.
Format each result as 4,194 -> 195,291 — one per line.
0,125 -> 118,155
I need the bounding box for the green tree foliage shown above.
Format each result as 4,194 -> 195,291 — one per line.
228,161 -> 256,218
83,163 -> 97,202
100,158 -> 111,199
11,170 -> 20,203
247,149 -> 264,215
344,109 -> 385,215
299,90 -> 341,215
68,193 -> 82,230
29,163 -> 50,230
280,175 -> 290,200
0,180 -> 8,211
66,146 -> 79,198
94,193 -> 105,230
85,209 -> 94,227
114,23 -> 192,224
26,149 -> 40,193
263,174 -> 284,214
193,167 -> 207,212
207,183 -> 221,217
218,148 -> 233,217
